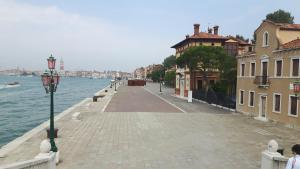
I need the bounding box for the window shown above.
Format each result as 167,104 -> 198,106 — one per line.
211,43 -> 215,46
250,62 -> 255,76
273,94 -> 281,113
292,58 -> 299,77
275,60 -> 282,77
249,91 -> 254,107
263,32 -> 269,47
289,95 -> 298,116
240,90 -> 244,105
241,63 -> 245,76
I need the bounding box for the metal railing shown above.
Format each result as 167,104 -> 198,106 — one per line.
192,89 -> 236,109
254,76 -> 270,87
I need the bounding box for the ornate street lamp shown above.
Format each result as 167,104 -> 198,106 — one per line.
41,54 -> 60,152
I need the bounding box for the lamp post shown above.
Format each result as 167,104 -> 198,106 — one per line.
160,74 -> 162,93
114,76 -> 117,91
41,55 -> 60,152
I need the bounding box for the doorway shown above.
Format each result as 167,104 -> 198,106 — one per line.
260,95 -> 267,119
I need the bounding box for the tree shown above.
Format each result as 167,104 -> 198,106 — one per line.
162,55 -> 176,69
176,46 -> 227,97
149,69 -> 164,82
164,70 -> 176,87
217,52 -> 237,96
266,9 -> 294,24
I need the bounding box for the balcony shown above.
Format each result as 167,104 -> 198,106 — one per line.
254,76 -> 270,87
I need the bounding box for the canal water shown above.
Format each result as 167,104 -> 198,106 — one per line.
0,75 -> 110,147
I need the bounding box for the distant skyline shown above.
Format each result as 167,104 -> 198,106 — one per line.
0,0 -> 300,72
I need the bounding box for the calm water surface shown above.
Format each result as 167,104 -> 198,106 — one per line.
0,75 -> 110,147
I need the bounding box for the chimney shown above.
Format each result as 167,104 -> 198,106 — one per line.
194,24 -> 200,35
208,28 -> 212,34
186,34 -> 190,39
213,25 -> 219,35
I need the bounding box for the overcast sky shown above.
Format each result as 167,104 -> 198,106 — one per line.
0,0 -> 299,72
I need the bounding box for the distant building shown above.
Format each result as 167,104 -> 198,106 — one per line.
236,20 -> 300,126
171,23 -> 250,98
145,64 -> 163,78
134,67 -> 146,79
59,58 -> 65,76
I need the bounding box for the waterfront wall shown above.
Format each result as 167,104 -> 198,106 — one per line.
0,153 -> 56,169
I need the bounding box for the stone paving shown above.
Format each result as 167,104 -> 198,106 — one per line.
1,82 -> 300,169
105,86 -> 182,112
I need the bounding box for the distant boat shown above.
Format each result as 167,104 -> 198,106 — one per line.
7,82 -> 20,86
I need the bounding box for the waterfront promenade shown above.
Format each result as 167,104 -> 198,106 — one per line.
1,82 -> 300,169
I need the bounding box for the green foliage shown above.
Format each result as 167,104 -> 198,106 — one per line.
164,70 -> 176,87
218,54 -> 237,83
163,55 -> 176,69
211,81 -> 228,93
176,46 -> 225,72
175,46 -> 236,95
266,9 -> 294,24
149,69 -> 164,82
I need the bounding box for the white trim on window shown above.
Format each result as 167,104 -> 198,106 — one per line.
248,91 -> 255,107
272,93 -> 282,113
249,61 -> 256,77
274,59 -> 283,77
263,31 -> 269,47
290,57 -> 300,77
288,94 -> 299,117
239,90 -> 245,105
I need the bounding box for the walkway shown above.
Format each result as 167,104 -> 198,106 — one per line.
1,83 -> 300,169
105,86 -> 182,112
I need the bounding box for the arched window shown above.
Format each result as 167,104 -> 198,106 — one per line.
263,32 -> 269,47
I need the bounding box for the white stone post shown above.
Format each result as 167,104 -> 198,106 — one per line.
35,139 -> 58,169
188,91 -> 193,103
261,140 -> 285,169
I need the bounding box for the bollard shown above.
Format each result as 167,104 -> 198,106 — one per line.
188,91 -> 193,103
261,140 -> 286,169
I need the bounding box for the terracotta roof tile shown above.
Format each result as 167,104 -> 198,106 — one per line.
281,38 -> 300,49
171,32 -> 228,48
280,24 -> 300,30
189,32 -> 227,39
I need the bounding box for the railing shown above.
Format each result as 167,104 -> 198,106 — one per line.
254,76 -> 270,87
0,152 -> 56,169
192,89 -> 236,109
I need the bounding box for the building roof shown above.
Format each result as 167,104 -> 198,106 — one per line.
226,36 -> 250,45
281,38 -> 300,49
255,20 -> 300,33
279,24 -> 300,31
171,32 -> 227,48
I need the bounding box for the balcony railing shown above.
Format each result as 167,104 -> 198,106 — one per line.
254,76 -> 270,87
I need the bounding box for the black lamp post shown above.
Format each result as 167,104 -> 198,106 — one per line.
114,76 -> 117,91
160,74 -> 162,93
41,55 -> 60,152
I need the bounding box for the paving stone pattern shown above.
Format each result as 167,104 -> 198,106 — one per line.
1,83 -> 300,169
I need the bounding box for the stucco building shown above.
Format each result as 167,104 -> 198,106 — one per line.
236,20 -> 300,127
172,24 -> 250,97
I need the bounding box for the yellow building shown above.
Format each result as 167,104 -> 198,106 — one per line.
236,20 -> 300,127
172,24 -> 250,98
